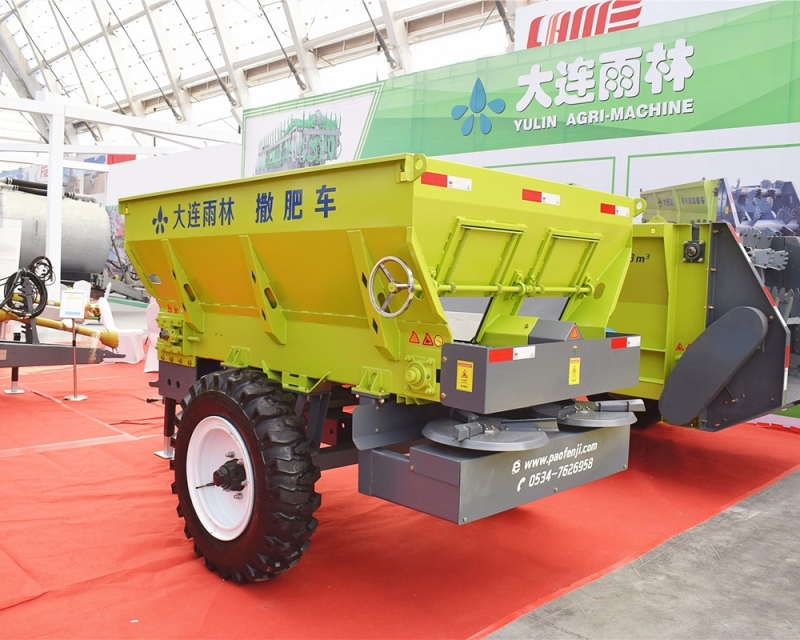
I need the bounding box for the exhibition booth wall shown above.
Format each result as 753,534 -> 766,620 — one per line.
242,1 -> 800,199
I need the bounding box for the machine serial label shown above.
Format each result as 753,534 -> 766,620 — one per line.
456,360 -> 474,392
568,357 -> 581,385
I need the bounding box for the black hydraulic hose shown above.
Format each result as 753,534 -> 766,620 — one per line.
12,185 -> 48,197
2,177 -> 48,190
0,181 -> 97,202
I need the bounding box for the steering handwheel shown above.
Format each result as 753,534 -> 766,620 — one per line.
368,256 -> 415,318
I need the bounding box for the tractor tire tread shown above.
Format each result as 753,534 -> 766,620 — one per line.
173,368 -> 320,584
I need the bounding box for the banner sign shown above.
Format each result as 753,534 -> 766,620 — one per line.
243,2 -> 799,171
514,0 -> 771,51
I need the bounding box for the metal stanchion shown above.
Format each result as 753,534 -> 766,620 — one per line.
4,333 -> 24,395
63,320 -> 87,402
61,289 -> 88,402
4,366 -> 24,395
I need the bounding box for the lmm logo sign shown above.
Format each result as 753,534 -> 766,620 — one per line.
526,0 -> 642,49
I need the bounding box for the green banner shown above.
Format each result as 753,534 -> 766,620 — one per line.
243,1 -> 800,166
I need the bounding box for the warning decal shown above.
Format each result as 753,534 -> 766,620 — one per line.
676,343 -> 684,351
568,357 -> 581,385
409,331 -> 420,344
422,333 -> 434,346
568,325 -> 580,340
456,360 -> 474,393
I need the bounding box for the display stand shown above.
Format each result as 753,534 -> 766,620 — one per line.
61,289 -> 87,402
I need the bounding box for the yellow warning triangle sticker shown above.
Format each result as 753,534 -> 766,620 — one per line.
461,370 -> 469,378
409,331 -> 420,344
423,333 -> 434,346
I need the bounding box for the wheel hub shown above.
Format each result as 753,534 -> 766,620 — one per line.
186,415 -> 256,541
213,459 -> 246,492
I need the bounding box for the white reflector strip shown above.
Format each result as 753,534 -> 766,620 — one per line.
447,176 -> 472,191
522,189 -> 560,205
512,345 -> 536,360
611,335 -> 641,349
600,203 -> 629,216
541,192 -> 561,205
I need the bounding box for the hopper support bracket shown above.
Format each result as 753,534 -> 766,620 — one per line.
161,240 -> 204,333
239,236 -> 287,345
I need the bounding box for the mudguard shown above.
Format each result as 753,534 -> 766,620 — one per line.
659,306 -> 768,425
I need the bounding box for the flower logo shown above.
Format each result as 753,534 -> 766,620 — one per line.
152,206 -> 169,234
451,78 -> 506,136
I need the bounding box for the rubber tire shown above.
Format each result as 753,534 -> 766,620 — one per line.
635,398 -> 663,427
171,368 -> 321,583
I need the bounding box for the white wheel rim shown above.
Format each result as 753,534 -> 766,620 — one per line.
186,415 -> 256,541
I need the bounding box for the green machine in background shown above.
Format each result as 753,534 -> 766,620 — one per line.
606,178 -> 800,429
123,154 -> 648,583
606,218 -> 800,430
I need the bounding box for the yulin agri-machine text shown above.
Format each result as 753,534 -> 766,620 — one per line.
122,153 -> 650,582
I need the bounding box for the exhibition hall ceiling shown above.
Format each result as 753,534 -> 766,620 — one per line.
0,0 -> 518,147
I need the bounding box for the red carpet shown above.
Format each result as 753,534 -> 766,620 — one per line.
1,362 -> 799,638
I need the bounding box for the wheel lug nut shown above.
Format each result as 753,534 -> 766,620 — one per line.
233,493 -> 243,500
225,451 -> 235,458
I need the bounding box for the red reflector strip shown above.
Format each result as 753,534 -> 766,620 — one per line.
421,171 -> 447,187
488,348 -> 513,363
611,336 -> 641,349
522,189 -> 542,203
600,203 -> 630,216
764,286 -> 776,307
522,189 -> 560,205
488,345 -> 537,363
420,172 -> 472,191
786,344 -> 791,369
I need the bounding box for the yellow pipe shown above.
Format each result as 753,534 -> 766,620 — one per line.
0,309 -> 119,349
10,293 -> 101,319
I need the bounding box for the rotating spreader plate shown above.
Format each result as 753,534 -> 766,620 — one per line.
422,418 -> 551,451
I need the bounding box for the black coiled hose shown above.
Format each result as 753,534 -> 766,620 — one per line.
0,256 -> 54,318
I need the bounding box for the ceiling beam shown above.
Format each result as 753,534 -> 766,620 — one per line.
141,0 -> 196,123
36,0 -> 172,71
281,0 -> 322,95
23,0 -> 496,120
90,0 -> 144,119
0,142 -> 179,154
12,2 -> 60,95
125,0 -> 496,113
89,0 -> 154,147
48,0 -> 108,141
0,17 -> 49,140
205,0 -> 250,121
0,92 -> 239,144
0,151 -> 111,172
380,0 -> 413,76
